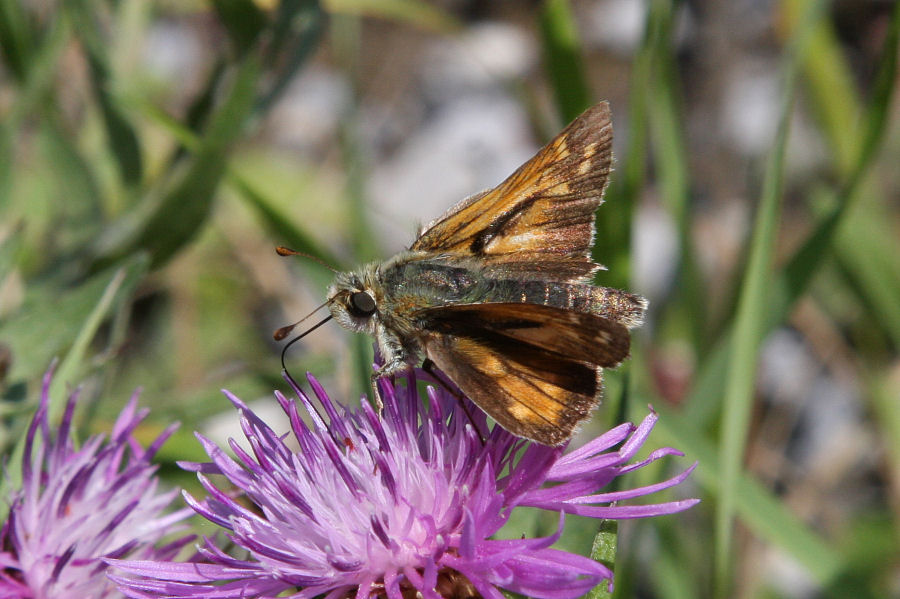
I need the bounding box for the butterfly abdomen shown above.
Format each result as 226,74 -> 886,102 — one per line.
590,287 -> 647,328
485,279 -> 645,328
499,280 -> 595,311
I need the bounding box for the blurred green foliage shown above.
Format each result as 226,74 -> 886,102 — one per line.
0,1 -> 898,598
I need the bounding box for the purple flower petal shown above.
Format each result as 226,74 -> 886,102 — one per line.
1,366 -> 191,599
112,368 -> 696,598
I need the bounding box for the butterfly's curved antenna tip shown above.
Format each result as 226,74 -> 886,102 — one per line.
275,246 -> 339,274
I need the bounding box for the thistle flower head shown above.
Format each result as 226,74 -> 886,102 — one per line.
112,370 -> 697,599
0,366 -> 192,599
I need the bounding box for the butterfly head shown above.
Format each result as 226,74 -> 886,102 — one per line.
327,269 -> 379,335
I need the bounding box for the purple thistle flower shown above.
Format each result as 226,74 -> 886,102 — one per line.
111,370 -> 697,599
0,366 -> 193,599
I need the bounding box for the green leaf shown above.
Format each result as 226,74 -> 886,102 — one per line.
90,56 -> 261,270
586,520 -> 617,599
66,0 -> 143,187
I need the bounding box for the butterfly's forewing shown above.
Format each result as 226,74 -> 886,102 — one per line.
417,302 -> 630,445
410,102 -> 613,282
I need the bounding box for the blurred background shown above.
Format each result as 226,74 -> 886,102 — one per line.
0,1 -> 898,597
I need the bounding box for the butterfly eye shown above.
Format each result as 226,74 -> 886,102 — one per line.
348,291 -> 376,317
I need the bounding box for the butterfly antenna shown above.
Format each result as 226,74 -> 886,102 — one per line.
273,299 -> 331,341
276,246 -> 339,274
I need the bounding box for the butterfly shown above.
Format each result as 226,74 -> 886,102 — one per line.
279,102 -> 646,446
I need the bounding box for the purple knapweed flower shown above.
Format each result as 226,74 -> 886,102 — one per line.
0,366 -> 193,599
111,369 -> 697,599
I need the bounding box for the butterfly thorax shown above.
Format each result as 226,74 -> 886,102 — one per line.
327,252 -> 483,371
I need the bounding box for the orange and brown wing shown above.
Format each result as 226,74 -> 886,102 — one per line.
410,102 -> 613,282
417,302 -> 629,445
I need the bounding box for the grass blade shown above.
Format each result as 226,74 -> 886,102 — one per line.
871,372 -> 900,514
834,216 -> 900,345
643,0 -> 705,350
539,0 -> 592,123
651,403 -> 845,586
331,13 -> 379,393
48,258 -> 148,420
595,3 -> 653,288
257,0 -> 325,114
0,0 -> 35,81
325,0 -> 459,33
787,2 -> 900,346
781,0 -> 860,174
685,2 -> 899,429
0,258 -> 148,391
0,124 -> 14,212
211,0 -> 267,56
126,93 -> 340,290
7,13 -> 69,124
227,170 -> 343,290
0,256 -> 148,518
37,117 -> 104,241
713,0 -> 817,587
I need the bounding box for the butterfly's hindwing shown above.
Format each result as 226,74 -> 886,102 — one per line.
424,334 -> 601,446
416,302 -> 629,445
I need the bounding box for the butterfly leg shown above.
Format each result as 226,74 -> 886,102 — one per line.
370,356 -> 410,413
369,374 -> 385,413
368,324 -> 417,411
